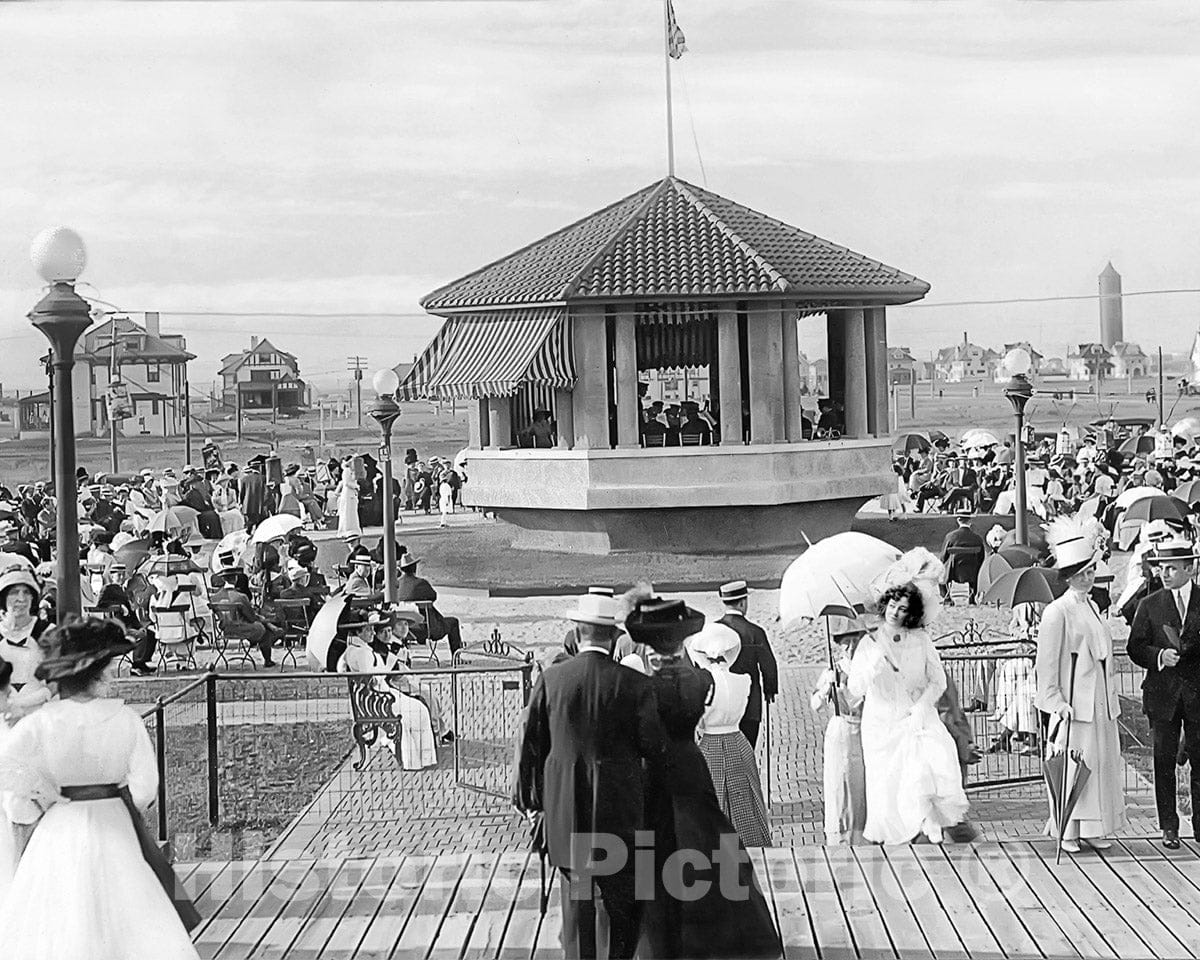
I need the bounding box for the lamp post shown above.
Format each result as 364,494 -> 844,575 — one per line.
28,228 -> 93,622
368,368 -> 401,603
1002,348 -> 1035,547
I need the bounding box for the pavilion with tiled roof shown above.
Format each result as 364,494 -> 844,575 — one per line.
401,176 -> 929,552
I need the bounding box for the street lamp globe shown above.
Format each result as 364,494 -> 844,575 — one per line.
372,367 -> 400,397
1002,347 -> 1033,379
30,227 -> 87,284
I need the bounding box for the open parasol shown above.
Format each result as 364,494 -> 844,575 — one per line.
138,554 -> 201,577
306,594 -> 348,671
250,513 -> 304,544
892,433 -> 931,455
996,545 -> 1039,568
210,531 -> 251,572
1118,433 -> 1156,457
1122,494 -> 1191,525
982,566 -> 1064,609
1113,485 -> 1163,511
114,537 -> 153,572
1171,479 -> 1200,505
976,555 -> 1014,599
148,506 -> 199,535
779,532 -> 902,623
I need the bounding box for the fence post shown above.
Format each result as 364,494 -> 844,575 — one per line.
155,699 -> 167,843
206,671 -> 219,827
521,653 -> 534,706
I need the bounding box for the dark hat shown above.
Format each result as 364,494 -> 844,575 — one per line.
284,463 -> 300,476
35,618 -> 134,683
624,598 -> 705,654
247,454 -> 267,467
718,580 -> 748,602
399,553 -> 419,570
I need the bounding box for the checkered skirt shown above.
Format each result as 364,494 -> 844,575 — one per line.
699,731 -> 772,847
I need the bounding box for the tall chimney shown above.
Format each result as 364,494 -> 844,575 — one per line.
144,311 -> 160,338
962,331 -> 968,346
1099,262 -> 1123,349
251,336 -> 260,349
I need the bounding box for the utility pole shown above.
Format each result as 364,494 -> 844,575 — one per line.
183,376 -> 193,465
1158,346 -> 1165,424
929,350 -> 936,398
108,318 -> 120,473
347,356 -> 366,427
235,384 -> 243,442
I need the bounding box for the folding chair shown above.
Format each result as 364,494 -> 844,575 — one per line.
680,433 -> 704,446
208,600 -> 259,670
148,602 -> 199,672
274,597 -> 311,669
408,599 -> 442,666
643,434 -> 666,448
173,581 -> 212,649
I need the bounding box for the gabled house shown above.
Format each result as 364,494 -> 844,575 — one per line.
1067,343 -> 1114,381
887,346 -> 918,386
1109,341 -> 1149,379
992,341 -> 1044,382
219,337 -> 308,415
935,333 -> 998,382
77,312 -> 194,438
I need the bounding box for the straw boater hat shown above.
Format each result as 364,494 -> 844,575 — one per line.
686,621 -> 741,665
35,619 -> 134,683
1152,536 -> 1200,565
718,580 -> 748,603
564,594 -> 623,628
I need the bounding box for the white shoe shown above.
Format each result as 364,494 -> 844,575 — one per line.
1060,839 -> 1081,854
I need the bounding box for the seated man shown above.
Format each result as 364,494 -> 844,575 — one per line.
280,559 -> 329,606
678,401 -> 712,445
395,553 -> 462,654
210,571 -> 282,667
343,553 -> 376,597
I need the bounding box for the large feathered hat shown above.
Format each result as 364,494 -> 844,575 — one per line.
871,547 -> 945,627
1047,514 -> 1104,579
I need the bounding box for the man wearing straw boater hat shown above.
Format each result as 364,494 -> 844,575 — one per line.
717,580 -> 777,749
1128,534 -> 1200,849
515,592 -> 668,960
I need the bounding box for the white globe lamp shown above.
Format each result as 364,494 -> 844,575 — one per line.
30,227 -> 87,284
372,367 -> 401,397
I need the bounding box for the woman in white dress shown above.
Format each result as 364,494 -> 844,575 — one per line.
687,622 -> 772,847
337,616 -> 437,770
849,572 -> 968,844
1035,517 -> 1127,853
336,457 -> 361,538
0,618 -> 200,959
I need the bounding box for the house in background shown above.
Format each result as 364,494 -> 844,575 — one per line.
887,346 -> 918,386
1109,341 -> 1150,379
935,333 -> 998,382
1067,343 -> 1114,381
1040,356 -> 1069,378
219,337 -> 309,416
992,341 -> 1044,382
80,312 -> 194,438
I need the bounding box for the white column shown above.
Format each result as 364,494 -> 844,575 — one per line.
486,396 -> 511,449
717,305 -> 742,445
468,398 -> 487,449
614,308 -> 640,448
747,300 -> 785,444
844,308 -> 868,439
554,387 -> 574,450
781,307 -> 803,442
865,307 -> 889,437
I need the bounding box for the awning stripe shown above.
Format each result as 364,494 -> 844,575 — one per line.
416,307 -> 575,401
397,324 -> 457,401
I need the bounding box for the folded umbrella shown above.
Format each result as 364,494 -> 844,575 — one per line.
779,532 -> 901,623
1044,652 -> 1092,863
983,567 -> 1064,609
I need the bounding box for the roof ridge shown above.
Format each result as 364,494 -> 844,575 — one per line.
419,182 -> 661,309
685,180 -> 921,285
562,178 -> 676,299
672,180 -> 789,293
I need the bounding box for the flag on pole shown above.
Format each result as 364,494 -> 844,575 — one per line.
666,0 -> 687,59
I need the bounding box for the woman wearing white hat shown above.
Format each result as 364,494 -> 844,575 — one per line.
687,621 -> 772,847
0,563 -> 51,716
336,456 -> 361,539
1035,516 -> 1128,853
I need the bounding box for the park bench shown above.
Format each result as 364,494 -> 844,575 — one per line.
346,675 -> 402,771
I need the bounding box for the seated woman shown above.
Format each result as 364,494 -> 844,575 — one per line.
337,613 -> 437,770
0,563 -> 52,716
96,582 -> 158,677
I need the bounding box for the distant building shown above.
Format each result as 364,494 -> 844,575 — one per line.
78,312 -> 195,439
935,333 -> 999,382
992,341 -> 1044,382
1067,343 -> 1114,381
219,337 -> 308,416
887,346 -> 917,386
796,352 -> 828,395
1040,357 -> 1068,378
1108,341 -> 1149,378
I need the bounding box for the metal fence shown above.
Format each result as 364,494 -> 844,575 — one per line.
140,657 -> 536,860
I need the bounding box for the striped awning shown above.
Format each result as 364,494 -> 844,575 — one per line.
400,308 -> 575,401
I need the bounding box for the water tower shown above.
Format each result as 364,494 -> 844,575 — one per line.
1099,262 -> 1123,348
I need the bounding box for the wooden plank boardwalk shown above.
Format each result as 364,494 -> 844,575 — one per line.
182,839 -> 1200,960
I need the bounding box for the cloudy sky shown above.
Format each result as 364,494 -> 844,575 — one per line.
2,0 -> 1199,394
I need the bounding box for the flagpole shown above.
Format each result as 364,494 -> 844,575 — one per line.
663,0 -> 675,176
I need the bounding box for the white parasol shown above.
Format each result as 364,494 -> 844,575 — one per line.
210,531 -> 251,573
1113,485 -> 1163,511
250,513 -> 303,544
779,532 -> 902,623
306,594 -> 347,671
961,430 -> 1001,450
148,505 -> 198,535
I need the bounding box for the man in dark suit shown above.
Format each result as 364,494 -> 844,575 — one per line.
939,456 -> 978,513
395,553 -> 462,653
516,594 -> 667,959
239,456 -> 269,533
1128,538 -> 1200,849
939,514 -> 986,605
717,580 -> 778,748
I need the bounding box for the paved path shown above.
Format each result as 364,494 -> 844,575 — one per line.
182,839 -> 1200,959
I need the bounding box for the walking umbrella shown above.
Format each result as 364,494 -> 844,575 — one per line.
982,566 -> 1064,608
779,532 -> 901,623
1173,479 -> 1200,505
977,555 -> 1014,599
250,513 -> 303,544
1044,653 -> 1091,863
1123,495 -> 1192,525
892,433 -> 931,454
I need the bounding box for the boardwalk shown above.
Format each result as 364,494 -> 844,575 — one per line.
184,839 -> 1200,960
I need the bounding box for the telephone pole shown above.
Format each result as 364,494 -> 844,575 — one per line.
347,356 -> 366,427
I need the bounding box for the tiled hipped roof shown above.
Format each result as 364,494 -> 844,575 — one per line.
421,177 -> 929,310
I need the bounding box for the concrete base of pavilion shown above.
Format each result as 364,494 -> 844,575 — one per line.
464,437 -> 892,554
